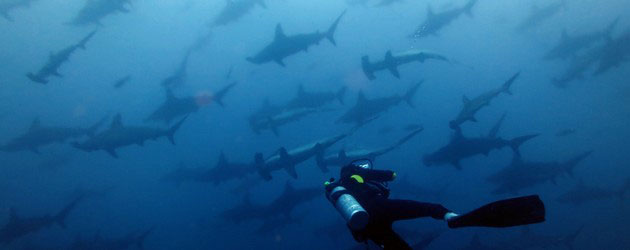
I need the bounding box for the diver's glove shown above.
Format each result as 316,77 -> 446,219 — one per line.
324,178 -> 338,193
444,212 -> 459,221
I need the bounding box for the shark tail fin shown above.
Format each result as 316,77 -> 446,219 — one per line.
167,116 -> 188,145
509,134 -> 539,154
214,82 -> 237,107
403,81 -> 422,108
336,86 -> 347,105
55,195 -> 84,229
562,151 -> 593,177
137,226 -> 155,249
255,153 -> 272,181
361,55 -> 376,80
464,0 -> 478,17
326,10 -> 347,46
502,72 -> 520,95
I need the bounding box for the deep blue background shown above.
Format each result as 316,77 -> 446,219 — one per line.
1,0 -> 629,249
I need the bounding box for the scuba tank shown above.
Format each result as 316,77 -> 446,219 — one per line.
326,185 -> 369,231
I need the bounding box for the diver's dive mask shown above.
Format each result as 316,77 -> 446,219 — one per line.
350,159 -> 373,170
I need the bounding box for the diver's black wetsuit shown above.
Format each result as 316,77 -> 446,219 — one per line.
337,165 -> 450,250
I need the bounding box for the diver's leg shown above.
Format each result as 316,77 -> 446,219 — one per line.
381,199 -> 450,221
380,229 -> 412,250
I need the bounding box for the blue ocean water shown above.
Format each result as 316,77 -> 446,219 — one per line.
1,0 -> 629,249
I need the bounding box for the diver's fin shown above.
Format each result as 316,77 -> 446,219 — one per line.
448,195 -> 545,228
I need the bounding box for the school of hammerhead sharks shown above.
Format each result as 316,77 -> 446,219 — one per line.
1,0 -> 629,249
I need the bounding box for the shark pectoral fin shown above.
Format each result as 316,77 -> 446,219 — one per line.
285,164 -> 298,179
269,123 -> 279,136
30,147 -> 41,154
274,58 -> 286,67
274,24 -> 286,40
453,161 -> 462,170
388,66 -> 400,78
462,95 -> 471,104
106,148 -> 119,158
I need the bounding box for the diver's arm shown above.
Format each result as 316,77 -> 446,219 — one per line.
355,167 -> 396,182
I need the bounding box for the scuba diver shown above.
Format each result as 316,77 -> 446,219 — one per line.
324,159 -> 545,250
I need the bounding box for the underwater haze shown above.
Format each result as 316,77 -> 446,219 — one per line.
1,0 -> 630,249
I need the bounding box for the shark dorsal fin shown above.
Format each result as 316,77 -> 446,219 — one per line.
29,118 -> 41,131
385,50 -> 394,62
462,95 -> 470,104
278,147 -> 290,160
357,91 -> 367,103
110,114 -> 124,129
275,24 -> 286,40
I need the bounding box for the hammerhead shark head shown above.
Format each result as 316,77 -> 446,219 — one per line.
71,114 -> 187,158
410,0 -> 477,39
361,49 -> 449,80
27,31 -> 97,84
0,196 -> 83,245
